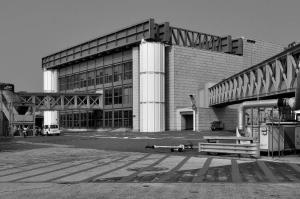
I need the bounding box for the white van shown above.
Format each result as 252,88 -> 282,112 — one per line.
42,124 -> 60,136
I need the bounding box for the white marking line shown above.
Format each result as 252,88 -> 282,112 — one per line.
55,155 -> 144,183
140,156 -> 185,175
19,157 -> 122,182
99,154 -> 165,179
237,160 -> 255,164
0,162 -> 58,176
0,160 -> 89,182
209,159 -> 232,168
178,157 -> 207,171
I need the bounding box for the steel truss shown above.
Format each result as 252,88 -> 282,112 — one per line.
43,19 -> 243,70
17,92 -> 103,111
209,44 -> 300,106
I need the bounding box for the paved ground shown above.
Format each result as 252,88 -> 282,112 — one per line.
0,131 -> 300,198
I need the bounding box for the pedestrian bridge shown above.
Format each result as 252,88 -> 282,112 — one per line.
17,92 -> 103,111
209,43 -> 300,106
0,91 -> 103,126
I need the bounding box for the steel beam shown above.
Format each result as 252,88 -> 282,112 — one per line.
209,43 -> 300,106
16,92 -> 103,111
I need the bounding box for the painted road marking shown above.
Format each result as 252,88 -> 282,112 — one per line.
118,155 -> 169,183
98,154 -> 165,180
18,156 -> 125,182
138,156 -> 186,176
55,154 -> 148,183
209,158 -> 232,168
178,157 -> 207,171
231,159 -> 242,182
155,156 -> 190,182
192,157 -> 212,182
257,161 -> 278,183
0,160 -> 94,182
0,162 -> 59,177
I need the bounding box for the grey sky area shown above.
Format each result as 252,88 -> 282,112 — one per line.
0,0 -> 299,92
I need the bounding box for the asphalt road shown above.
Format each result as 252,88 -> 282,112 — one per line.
1,131 -> 300,198
2,130 -> 233,155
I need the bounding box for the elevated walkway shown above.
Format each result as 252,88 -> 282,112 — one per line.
0,90 -> 103,136
209,43 -> 300,106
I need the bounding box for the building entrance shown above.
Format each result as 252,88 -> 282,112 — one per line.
181,112 -> 194,130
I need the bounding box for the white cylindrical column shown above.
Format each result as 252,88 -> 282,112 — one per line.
139,41 -> 165,132
43,69 -> 58,126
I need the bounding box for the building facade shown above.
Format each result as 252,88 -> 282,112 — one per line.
42,19 -> 284,132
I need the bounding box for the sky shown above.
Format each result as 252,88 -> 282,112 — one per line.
0,0 -> 299,92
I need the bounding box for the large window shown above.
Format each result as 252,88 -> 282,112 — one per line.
123,86 -> 132,105
94,110 -> 103,128
124,62 -> 132,80
80,73 -> 87,88
104,89 -> 113,105
114,110 -> 123,128
87,71 -> 95,87
114,87 -> 122,105
74,74 -> 80,89
104,111 -> 112,127
104,67 -> 112,84
96,69 -> 104,85
113,64 -> 123,82
123,110 -> 132,128
59,77 -> 66,91
74,113 -> 80,127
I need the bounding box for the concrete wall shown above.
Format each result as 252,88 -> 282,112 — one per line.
242,38 -> 284,69
166,46 -> 245,130
197,104 -> 239,131
166,38 -> 284,131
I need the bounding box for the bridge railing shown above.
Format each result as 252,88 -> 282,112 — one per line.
209,43 -> 300,106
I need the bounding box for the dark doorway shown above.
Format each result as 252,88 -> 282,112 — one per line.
182,114 -> 193,130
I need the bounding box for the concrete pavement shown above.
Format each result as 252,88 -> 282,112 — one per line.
1,132 -> 300,198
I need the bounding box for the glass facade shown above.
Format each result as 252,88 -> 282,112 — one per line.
58,50 -> 133,129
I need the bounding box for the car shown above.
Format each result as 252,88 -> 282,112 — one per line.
42,124 -> 60,136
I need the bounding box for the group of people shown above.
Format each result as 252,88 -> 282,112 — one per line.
11,125 -> 43,137
13,125 -> 30,137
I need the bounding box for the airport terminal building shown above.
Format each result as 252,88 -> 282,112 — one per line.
42,19 -> 284,132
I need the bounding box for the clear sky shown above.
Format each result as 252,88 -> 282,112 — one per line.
0,0 -> 299,92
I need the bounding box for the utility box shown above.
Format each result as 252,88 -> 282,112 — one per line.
246,123 -> 298,151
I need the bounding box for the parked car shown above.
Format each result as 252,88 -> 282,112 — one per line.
42,124 -> 60,136
210,121 -> 224,131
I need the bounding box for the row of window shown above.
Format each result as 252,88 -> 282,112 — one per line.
59,110 -> 132,128
58,62 -> 132,91
104,86 -> 132,106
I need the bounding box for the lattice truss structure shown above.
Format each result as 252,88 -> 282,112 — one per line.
209,44 -> 300,106
168,27 -> 242,55
17,93 -> 103,111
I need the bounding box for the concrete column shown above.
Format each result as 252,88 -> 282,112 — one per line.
43,69 -> 58,126
132,47 -> 140,131
139,41 -> 165,132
